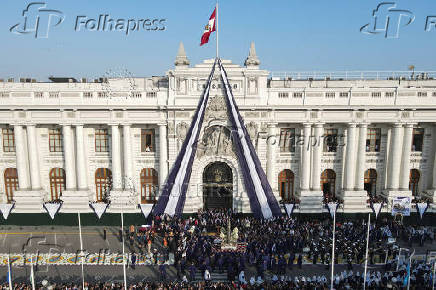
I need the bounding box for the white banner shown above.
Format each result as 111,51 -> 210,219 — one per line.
0,203 -> 14,220
327,202 -> 338,218
89,203 -> 109,219
392,197 -> 411,216
416,203 -> 428,219
43,203 -> 62,220
372,203 -> 383,219
139,204 -> 154,219
284,204 -> 294,217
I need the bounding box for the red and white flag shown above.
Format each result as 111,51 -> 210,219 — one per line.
200,7 -> 216,46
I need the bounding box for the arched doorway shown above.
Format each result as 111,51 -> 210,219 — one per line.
203,162 -> 233,209
321,169 -> 336,199
278,169 -> 294,202
409,169 -> 420,196
364,169 -> 377,197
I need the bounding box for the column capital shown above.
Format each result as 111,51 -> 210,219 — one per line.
392,122 -> 404,128
404,123 -> 417,128
157,122 -> 167,127
313,122 -> 325,128
108,123 -> 120,127
72,123 -> 85,127
358,122 -> 369,128
267,122 -> 278,128
122,123 -> 132,127
347,123 -> 358,128
302,122 -> 312,128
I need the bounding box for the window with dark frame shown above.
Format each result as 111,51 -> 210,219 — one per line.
140,168 -> 158,204
95,168 -> 112,201
366,128 -> 381,152
49,168 -> 65,200
278,169 -> 294,201
412,128 -> 424,152
4,168 -> 18,203
279,128 -> 296,153
323,129 -> 338,152
2,128 -> 15,152
95,128 -> 109,152
49,128 -> 63,152
141,129 -> 155,152
321,169 -> 336,198
364,169 -> 377,197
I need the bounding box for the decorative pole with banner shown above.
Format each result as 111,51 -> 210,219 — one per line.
7,254 -> 12,290
416,202 -> 429,219
363,213 -> 371,290
370,202 -> 383,219
77,212 -> 85,289
216,0 -> 218,58
30,254 -> 35,290
0,202 -> 15,220
330,209 -> 336,290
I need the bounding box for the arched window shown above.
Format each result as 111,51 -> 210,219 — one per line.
278,169 -> 294,201
364,169 -> 377,197
409,169 -> 420,196
95,168 -> 112,202
140,168 -> 158,204
4,168 -> 18,203
49,168 -> 65,201
321,169 -> 336,199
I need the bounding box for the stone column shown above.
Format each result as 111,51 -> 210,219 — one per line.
111,125 -> 122,190
355,123 -> 368,191
62,125 -> 76,190
14,125 -> 30,190
26,125 -> 41,190
399,123 -> 414,190
75,125 -> 88,190
300,123 -> 312,191
158,123 -> 168,187
311,123 -> 324,191
387,123 -> 403,190
344,123 -> 357,190
266,123 -> 278,189
122,124 -> 133,189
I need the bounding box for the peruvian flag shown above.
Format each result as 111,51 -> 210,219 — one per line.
200,7 -> 216,46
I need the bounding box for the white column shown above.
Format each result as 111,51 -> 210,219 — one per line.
14,125 -> 30,190
387,123 -> 403,190
122,124 -> 133,189
75,125 -> 88,190
300,123 -> 312,191
355,123 -> 368,191
111,125 -> 122,190
266,123 -> 278,189
26,125 -> 41,190
344,123 -> 357,190
62,125 -> 76,190
311,123 -> 324,191
399,123 -> 414,190
158,123 -> 168,187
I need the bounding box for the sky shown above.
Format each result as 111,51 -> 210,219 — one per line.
1,0 -> 436,80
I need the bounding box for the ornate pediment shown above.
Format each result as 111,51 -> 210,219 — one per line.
204,95 -> 228,121
197,125 -> 234,158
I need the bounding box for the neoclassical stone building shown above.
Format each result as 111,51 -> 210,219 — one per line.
0,43 -> 435,214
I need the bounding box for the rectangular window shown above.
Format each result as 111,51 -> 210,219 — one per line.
49,128 -> 63,152
293,92 -> 303,98
385,92 -> 394,97
279,128 -> 296,153
366,128 -> 381,152
339,92 -> 349,98
412,128 -> 424,152
83,92 -> 93,98
324,129 -> 338,152
141,129 -> 155,152
2,128 -> 15,152
278,92 -> 289,98
95,128 -> 109,152
371,92 -> 382,98
325,92 -> 335,98
146,92 -> 157,98
417,92 -> 427,97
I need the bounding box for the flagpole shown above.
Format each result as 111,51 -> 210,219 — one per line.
78,212 -> 85,289
407,249 -> 415,290
216,0 -> 219,59
30,254 -> 35,290
330,211 -> 336,290
7,254 -> 12,290
363,213 -> 371,290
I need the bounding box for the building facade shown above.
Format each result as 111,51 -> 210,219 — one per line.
0,43 -> 436,214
